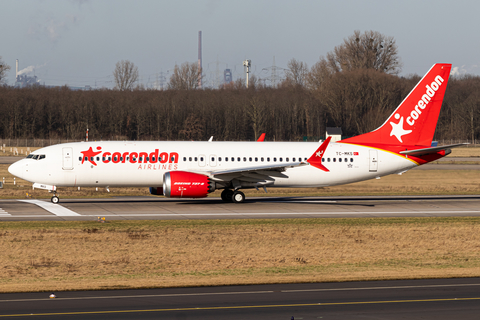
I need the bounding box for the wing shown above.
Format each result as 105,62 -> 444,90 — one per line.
194,137 -> 332,188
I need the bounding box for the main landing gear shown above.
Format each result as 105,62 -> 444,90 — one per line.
221,189 -> 245,203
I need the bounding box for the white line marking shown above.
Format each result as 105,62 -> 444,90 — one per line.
19,200 -> 80,216
1,283 -> 479,303
0,208 -> 10,216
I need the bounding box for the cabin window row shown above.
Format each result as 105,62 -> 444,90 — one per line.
322,158 -> 354,163
182,156 -> 309,163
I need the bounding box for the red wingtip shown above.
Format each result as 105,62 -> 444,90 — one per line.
257,133 -> 266,142
307,137 -> 331,172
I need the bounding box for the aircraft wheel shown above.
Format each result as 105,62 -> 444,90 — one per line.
221,189 -> 234,202
51,196 -> 60,204
231,190 -> 245,203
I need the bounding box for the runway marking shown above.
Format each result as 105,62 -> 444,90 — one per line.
1,297 -> 480,317
0,208 -> 10,216
2,283 -> 480,303
19,200 -> 80,216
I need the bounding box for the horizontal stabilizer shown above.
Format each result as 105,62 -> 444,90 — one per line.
399,143 -> 468,156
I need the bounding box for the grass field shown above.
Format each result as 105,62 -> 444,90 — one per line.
1,218 -> 480,293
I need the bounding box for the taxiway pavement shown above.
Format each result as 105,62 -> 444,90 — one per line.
1,195 -> 480,221
1,278 -> 480,319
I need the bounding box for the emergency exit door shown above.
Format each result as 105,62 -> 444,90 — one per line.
369,149 -> 378,172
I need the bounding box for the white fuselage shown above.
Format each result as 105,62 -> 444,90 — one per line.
9,141 -> 418,189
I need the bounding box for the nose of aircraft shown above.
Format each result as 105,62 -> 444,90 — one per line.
8,161 -> 24,179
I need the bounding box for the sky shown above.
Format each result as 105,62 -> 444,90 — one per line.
1,0 -> 479,88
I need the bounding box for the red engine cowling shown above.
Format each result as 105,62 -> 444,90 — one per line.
163,171 -> 215,198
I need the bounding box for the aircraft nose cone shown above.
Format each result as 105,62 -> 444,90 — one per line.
8,161 -> 24,179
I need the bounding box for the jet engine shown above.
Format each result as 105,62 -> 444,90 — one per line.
163,171 -> 215,198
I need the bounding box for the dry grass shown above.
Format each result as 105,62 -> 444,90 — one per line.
1,218 -> 480,292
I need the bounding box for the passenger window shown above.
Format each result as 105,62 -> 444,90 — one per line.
219,157 -> 222,161
225,157 -> 228,162
350,158 -> 353,162
345,158 -> 347,162
78,156 -> 82,161
231,157 -> 234,162
339,158 -> 342,162
327,158 -> 330,162
267,157 -> 270,162
183,157 -> 186,161
333,158 -> 336,162
171,156 -> 175,162
322,158 -> 325,162
237,157 -> 241,162
200,157 -> 203,161
249,157 -> 252,162
261,157 -> 264,162
189,157 -> 192,161
96,157 -> 100,161
293,157 -> 296,162
195,157 -> 198,161
286,157 -> 289,162
211,157 -> 215,162
255,157 -> 258,162
273,157 -> 277,162
280,157 -> 283,162
243,157 -> 246,162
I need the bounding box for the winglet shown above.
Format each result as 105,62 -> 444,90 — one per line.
307,137 -> 331,172
257,133 -> 266,142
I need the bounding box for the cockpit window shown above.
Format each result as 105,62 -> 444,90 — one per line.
27,154 -> 46,160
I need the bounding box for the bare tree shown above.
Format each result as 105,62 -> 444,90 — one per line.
113,60 -> 139,91
284,58 -> 308,87
168,62 -> 202,90
325,30 -> 402,75
0,56 -> 11,85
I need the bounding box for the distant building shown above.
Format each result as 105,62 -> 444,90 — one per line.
326,127 -> 343,142
14,74 -> 39,88
224,69 -> 232,84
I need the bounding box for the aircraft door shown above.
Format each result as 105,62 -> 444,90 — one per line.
209,154 -> 217,167
369,149 -> 378,172
198,154 -> 206,167
62,147 -> 74,170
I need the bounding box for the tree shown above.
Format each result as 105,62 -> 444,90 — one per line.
168,62 -> 202,90
113,60 -> 139,91
0,56 -> 11,85
326,30 -> 401,75
284,58 -> 308,87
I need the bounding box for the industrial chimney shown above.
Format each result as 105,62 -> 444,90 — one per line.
16,59 -> 19,80
198,31 -> 202,89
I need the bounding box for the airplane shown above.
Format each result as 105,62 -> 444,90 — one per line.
8,63 -> 465,204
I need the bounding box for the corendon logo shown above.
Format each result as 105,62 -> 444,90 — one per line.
80,147 -> 179,170
406,75 -> 445,126
389,74 -> 445,143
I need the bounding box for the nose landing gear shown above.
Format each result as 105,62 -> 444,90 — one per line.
51,192 -> 60,204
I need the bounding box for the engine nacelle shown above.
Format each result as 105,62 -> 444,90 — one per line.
163,171 -> 215,198
149,187 -> 163,195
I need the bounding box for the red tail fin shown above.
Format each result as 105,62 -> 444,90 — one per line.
257,133 -> 265,142
341,64 -> 452,147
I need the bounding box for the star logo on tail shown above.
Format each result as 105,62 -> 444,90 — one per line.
390,114 -> 412,143
80,147 -> 102,166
